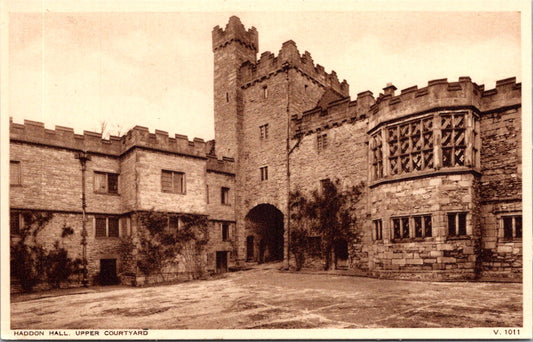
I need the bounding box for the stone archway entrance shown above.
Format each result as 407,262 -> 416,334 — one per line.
245,204 -> 284,263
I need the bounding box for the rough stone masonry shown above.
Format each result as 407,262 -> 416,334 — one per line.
9,16 -> 521,285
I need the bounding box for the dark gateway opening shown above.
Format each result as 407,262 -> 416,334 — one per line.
245,204 -> 284,263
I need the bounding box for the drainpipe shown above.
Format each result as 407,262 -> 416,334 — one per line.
285,65 -> 291,270
76,151 -> 91,287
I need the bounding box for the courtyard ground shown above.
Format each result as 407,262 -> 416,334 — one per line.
10,263 -> 522,329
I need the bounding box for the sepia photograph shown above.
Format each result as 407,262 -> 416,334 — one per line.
1,0 -> 531,339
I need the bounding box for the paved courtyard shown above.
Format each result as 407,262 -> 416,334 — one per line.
11,263 -> 522,329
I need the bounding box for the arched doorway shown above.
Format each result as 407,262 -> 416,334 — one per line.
245,204 -> 284,263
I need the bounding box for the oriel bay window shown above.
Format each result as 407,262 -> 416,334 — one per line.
371,111 -> 477,181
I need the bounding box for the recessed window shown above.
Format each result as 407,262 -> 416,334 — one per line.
226,92 -> 229,103
168,216 -> 181,232
260,124 -> 269,140
413,215 -> 432,237
94,172 -> 119,194
502,215 -> 522,239
448,212 -> 467,236
263,86 -> 268,99
95,217 -> 119,238
371,133 -> 383,180
441,113 -> 466,167
392,217 -> 411,239
119,216 -> 132,237
206,185 -> 210,204
161,170 -> 186,194
10,211 -> 22,235
10,161 -> 21,186
260,166 -> 268,181
221,187 -> 230,205
222,223 -> 229,241
373,219 -> 383,240
317,133 -> 328,151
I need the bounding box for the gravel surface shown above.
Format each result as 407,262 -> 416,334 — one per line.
10,263 -> 522,329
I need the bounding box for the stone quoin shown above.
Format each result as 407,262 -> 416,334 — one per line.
9,16 -> 522,285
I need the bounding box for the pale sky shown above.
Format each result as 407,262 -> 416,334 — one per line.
8,10 -> 521,140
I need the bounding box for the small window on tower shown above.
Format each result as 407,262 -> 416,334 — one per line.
260,166 -> 268,181
263,86 -> 268,99
260,124 -> 269,140
226,92 -> 229,103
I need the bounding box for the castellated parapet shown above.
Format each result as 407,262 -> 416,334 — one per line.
9,118 -> 223,161
212,15 -> 258,52
292,90 -> 376,137
239,40 -> 349,97
368,77 -> 521,131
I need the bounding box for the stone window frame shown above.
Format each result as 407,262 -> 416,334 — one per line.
167,215 -> 181,233
119,216 -> 132,237
317,132 -> 328,152
370,110 -> 479,182
441,113 -> 466,167
94,216 -> 120,238
259,123 -> 269,140
93,171 -> 119,195
222,222 -> 230,241
447,212 -> 469,238
373,219 -> 383,241
370,133 -> 383,179
10,160 -> 21,186
392,216 -> 411,240
260,166 -> 268,181
161,170 -> 186,194
263,85 -> 268,99
500,213 -> 522,241
221,187 -> 231,205
413,215 -> 432,238
391,214 -> 433,242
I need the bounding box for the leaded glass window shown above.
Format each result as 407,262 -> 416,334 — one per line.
371,133 -> 383,179
441,113 -> 466,167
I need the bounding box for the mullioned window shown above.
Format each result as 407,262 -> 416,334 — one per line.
371,111 -> 476,181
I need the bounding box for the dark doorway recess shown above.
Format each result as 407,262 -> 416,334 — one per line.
246,235 -> 254,261
99,259 -> 119,285
216,251 -> 228,273
334,239 -> 349,270
245,204 -> 284,263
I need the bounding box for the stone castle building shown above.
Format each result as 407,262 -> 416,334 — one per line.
9,16 -> 522,284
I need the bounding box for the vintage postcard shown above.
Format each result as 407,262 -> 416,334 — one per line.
1,0 -> 531,340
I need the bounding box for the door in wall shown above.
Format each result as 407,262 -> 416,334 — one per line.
246,236 -> 254,261
99,259 -> 119,285
216,251 -> 228,273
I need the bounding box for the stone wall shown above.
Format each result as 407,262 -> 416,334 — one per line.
369,174 -> 480,280
290,120 -> 370,270
135,149 -> 207,215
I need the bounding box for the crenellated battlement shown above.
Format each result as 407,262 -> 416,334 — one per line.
206,155 -> 235,175
240,40 -> 349,97
121,125 -> 206,158
10,119 -> 211,159
291,90 -> 375,138
367,76 -> 521,130
10,119 -> 123,155
212,16 -> 258,52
